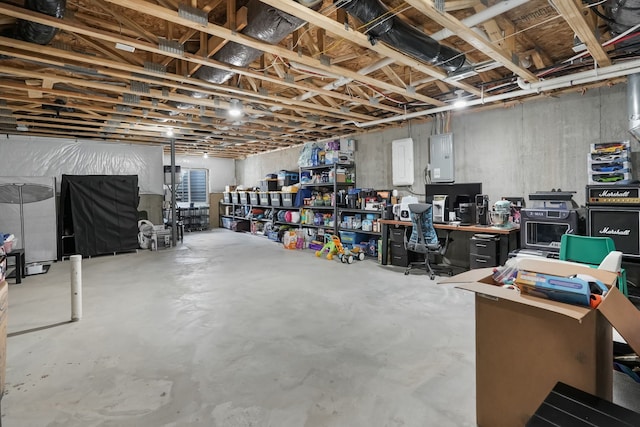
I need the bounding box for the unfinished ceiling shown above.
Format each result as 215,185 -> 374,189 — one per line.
0,0 -> 639,158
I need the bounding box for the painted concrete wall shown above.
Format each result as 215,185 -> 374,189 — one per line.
238,83 -> 632,208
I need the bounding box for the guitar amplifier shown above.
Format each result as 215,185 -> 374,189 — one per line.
586,185 -> 640,206
588,207 -> 640,258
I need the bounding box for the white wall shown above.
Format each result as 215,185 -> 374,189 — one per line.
0,135 -> 164,194
163,154 -> 235,192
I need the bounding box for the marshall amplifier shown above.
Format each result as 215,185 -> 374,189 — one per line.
586,185 -> 640,206
588,207 -> 640,258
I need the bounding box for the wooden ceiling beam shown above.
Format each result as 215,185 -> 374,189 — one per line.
552,0 -> 611,67
92,0 -> 159,44
97,0 -> 447,105
257,0 -> 478,98
404,0 -> 538,83
73,33 -> 144,66
0,3 -> 434,114
188,6 -> 248,76
0,39 -> 401,122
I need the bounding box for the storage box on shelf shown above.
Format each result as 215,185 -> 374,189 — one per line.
270,192 -> 282,207
249,192 -> 260,206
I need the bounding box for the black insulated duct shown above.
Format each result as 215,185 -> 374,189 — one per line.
17,0 -> 66,45
169,0 -> 321,111
334,0 -> 465,72
195,0 -> 320,85
604,0 -> 640,37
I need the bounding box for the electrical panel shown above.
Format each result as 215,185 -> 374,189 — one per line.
429,133 -> 454,183
392,138 -> 414,186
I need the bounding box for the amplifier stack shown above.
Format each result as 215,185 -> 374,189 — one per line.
586,185 -> 640,258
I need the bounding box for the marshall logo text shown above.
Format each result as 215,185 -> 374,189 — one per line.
599,226 -> 631,236
597,190 -> 632,198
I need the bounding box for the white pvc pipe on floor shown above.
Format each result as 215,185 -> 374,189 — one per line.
70,255 -> 82,321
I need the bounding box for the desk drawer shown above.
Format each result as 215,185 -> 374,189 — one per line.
469,254 -> 498,269
390,227 -> 407,243
391,253 -> 409,267
470,235 -> 499,257
390,242 -> 407,257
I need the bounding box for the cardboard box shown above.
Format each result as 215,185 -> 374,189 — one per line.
443,258 -> 640,427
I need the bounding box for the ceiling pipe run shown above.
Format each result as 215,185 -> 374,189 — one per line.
348,58 -> 640,128
627,73 -> 640,139
335,0 -> 465,72
430,0 -> 530,41
296,0 -> 528,104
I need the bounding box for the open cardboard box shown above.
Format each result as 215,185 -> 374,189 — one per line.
442,258 -> 640,427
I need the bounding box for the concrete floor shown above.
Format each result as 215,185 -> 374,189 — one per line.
3,230 -> 478,426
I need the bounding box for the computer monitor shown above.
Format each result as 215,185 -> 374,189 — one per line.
425,182 -> 483,213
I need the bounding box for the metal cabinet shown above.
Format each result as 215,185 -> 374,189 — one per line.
469,233 -> 499,269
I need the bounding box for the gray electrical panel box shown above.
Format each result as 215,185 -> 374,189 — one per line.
429,133 -> 454,183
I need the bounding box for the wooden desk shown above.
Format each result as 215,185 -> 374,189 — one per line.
379,219 -> 519,267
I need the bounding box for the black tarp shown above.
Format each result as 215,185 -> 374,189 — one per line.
59,175 -> 139,258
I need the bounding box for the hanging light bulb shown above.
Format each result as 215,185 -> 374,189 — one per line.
203,152 -> 209,158
453,90 -> 467,108
165,127 -> 174,137
228,99 -> 243,117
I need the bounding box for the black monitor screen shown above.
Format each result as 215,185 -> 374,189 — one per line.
426,182 -> 483,211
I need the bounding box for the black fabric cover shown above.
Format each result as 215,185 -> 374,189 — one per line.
59,175 -> 139,257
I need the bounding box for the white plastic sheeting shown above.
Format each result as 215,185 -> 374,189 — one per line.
0,135 -> 164,194
0,176 -> 57,263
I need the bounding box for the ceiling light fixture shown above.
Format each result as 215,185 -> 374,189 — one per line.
203,152 -> 208,159
115,42 -> 136,53
228,99 -> 243,118
165,127 -> 174,137
453,90 -> 467,109
16,124 -> 28,131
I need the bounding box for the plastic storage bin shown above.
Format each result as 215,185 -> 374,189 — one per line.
256,192 -> 269,206
281,192 -> 297,207
249,192 -> 260,205
270,192 -> 282,207
223,192 -> 231,203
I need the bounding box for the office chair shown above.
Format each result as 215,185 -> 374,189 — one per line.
404,203 -> 453,279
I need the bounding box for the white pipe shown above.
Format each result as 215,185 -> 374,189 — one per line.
430,0 -> 530,41
353,58 -> 640,128
70,254 -> 82,322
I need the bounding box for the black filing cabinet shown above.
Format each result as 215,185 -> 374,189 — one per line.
470,233 -> 499,269
390,226 -> 410,267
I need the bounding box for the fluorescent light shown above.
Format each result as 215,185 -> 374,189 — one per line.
115,43 -> 135,53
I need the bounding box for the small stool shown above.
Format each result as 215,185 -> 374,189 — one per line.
6,248 -> 25,284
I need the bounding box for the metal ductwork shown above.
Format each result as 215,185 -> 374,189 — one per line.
170,0 -> 321,110
604,0 -> 640,39
196,0 -> 320,85
334,0 -> 465,72
16,0 -> 66,45
628,73 -> 640,140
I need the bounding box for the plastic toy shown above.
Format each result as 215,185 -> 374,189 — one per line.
315,234 -> 355,263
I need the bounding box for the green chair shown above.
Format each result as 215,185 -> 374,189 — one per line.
559,234 -> 628,296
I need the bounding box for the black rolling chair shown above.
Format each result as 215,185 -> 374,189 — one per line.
404,203 -> 453,279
